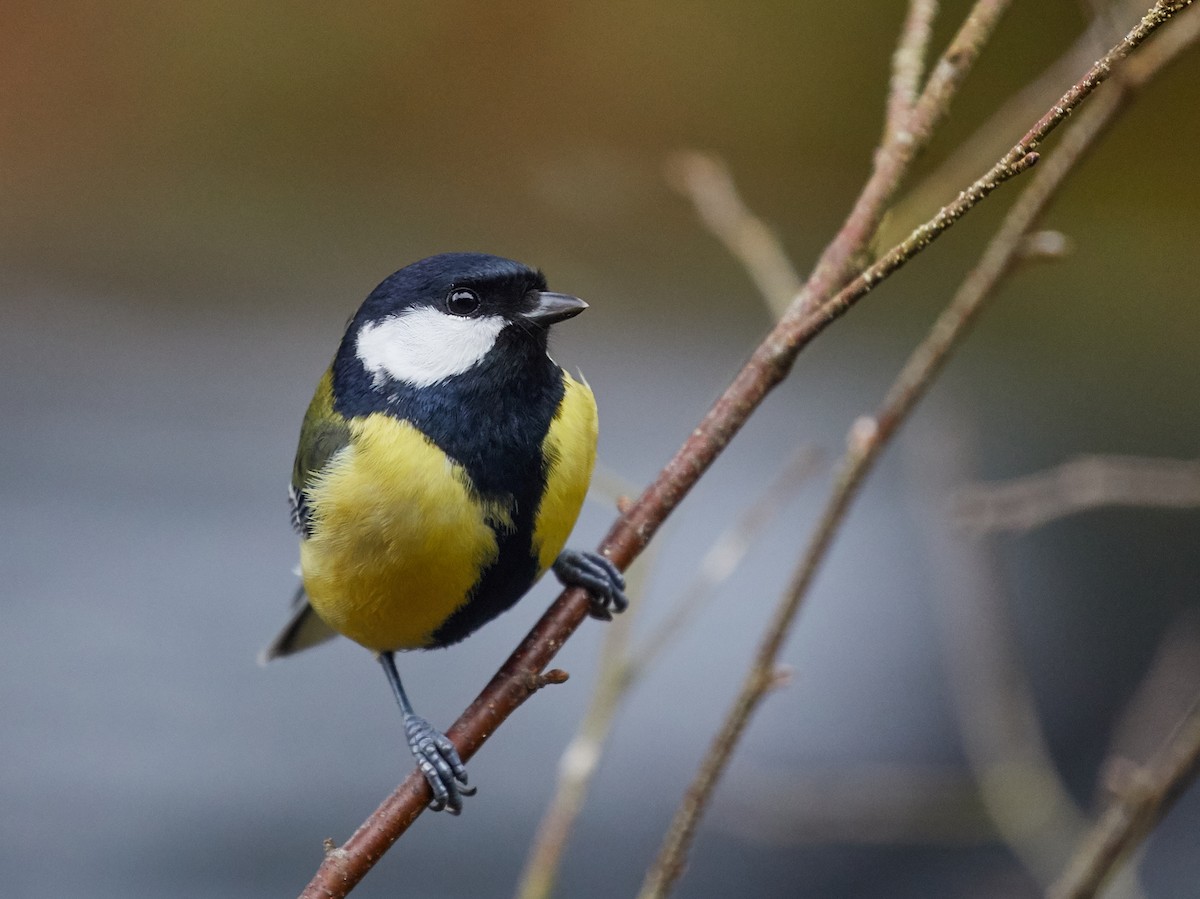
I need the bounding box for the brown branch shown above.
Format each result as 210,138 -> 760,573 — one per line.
1048,697 -> 1200,899
635,5 -> 1199,896
798,0 -> 1013,319
298,3 -> 1193,896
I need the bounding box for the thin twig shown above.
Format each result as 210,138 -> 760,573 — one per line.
886,0 -> 941,136
510,474 -> 654,899
953,454 -> 1200,533
298,4 -> 1193,896
879,0 -> 1147,249
798,0 -> 1013,319
792,0 -> 1189,351
1048,696 -> 1200,899
907,0 -> 1010,136
635,6 -> 1198,896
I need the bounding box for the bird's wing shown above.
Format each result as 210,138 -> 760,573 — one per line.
265,370 -> 350,662
289,369 -> 351,537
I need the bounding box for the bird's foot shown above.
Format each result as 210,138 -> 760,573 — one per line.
403,713 -> 476,814
553,549 -> 629,621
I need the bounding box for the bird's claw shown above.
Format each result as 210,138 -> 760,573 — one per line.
553,549 -> 628,621
403,713 -> 475,814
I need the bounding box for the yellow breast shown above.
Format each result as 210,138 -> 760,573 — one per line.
300,413 -> 513,651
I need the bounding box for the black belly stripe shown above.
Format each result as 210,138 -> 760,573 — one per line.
332,329 -> 567,647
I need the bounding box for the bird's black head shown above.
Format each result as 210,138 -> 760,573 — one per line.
338,252 -> 587,394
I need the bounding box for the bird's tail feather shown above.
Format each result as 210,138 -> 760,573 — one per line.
258,584 -> 339,665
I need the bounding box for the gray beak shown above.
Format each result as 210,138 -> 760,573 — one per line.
520,290 -> 588,326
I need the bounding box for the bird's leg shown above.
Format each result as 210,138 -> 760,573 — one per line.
378,651 -> 476,814
552,549 -> 629,621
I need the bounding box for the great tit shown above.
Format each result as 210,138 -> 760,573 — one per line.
261,253 -> 627,813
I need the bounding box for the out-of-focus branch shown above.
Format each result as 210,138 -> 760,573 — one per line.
299,4 -> 1194,896
512,559 -> 641,899
1105,613 -> 1200,769
664,153 -> 803,319
661,0 -> 950,323
802,0 -> 1193,346
635,6 -> 1199,897
952,455 -> 1200,533
910,429 -> 1143,898
514,446 -> 819,899
1048,696 -> 1200,899
629,446 -> 822,675
713,763 -> 995,846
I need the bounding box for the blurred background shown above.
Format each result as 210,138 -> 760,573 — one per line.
3,2 -> 1199,897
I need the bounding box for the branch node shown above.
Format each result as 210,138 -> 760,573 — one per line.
769,665 -> 794,691
848,416 -> 879,454
1102,755 -> 1153,800
1017,229 -> 1073,263
527,668 -> 571,692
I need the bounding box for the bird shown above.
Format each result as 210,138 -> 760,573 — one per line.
261,252 -> 627,814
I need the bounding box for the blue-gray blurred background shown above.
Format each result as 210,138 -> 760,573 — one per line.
3,2 -> 1199,897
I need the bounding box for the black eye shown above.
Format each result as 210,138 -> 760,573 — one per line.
447,288 -> 481,316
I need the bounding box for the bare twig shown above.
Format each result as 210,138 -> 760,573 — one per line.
795,0 -> 1191,357
510,470 -> 654,899
636,6 -> 1198,897
1048,696 -> 1200,899
952,455 -> 1200,533
879,0 -> 1145,248
886,0 -> 940,135
798,0 -> 1013,319
298,4 -> 1194,897
907,0 -> 1011,135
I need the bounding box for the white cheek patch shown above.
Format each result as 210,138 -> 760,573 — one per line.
355,306 -> 508,389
